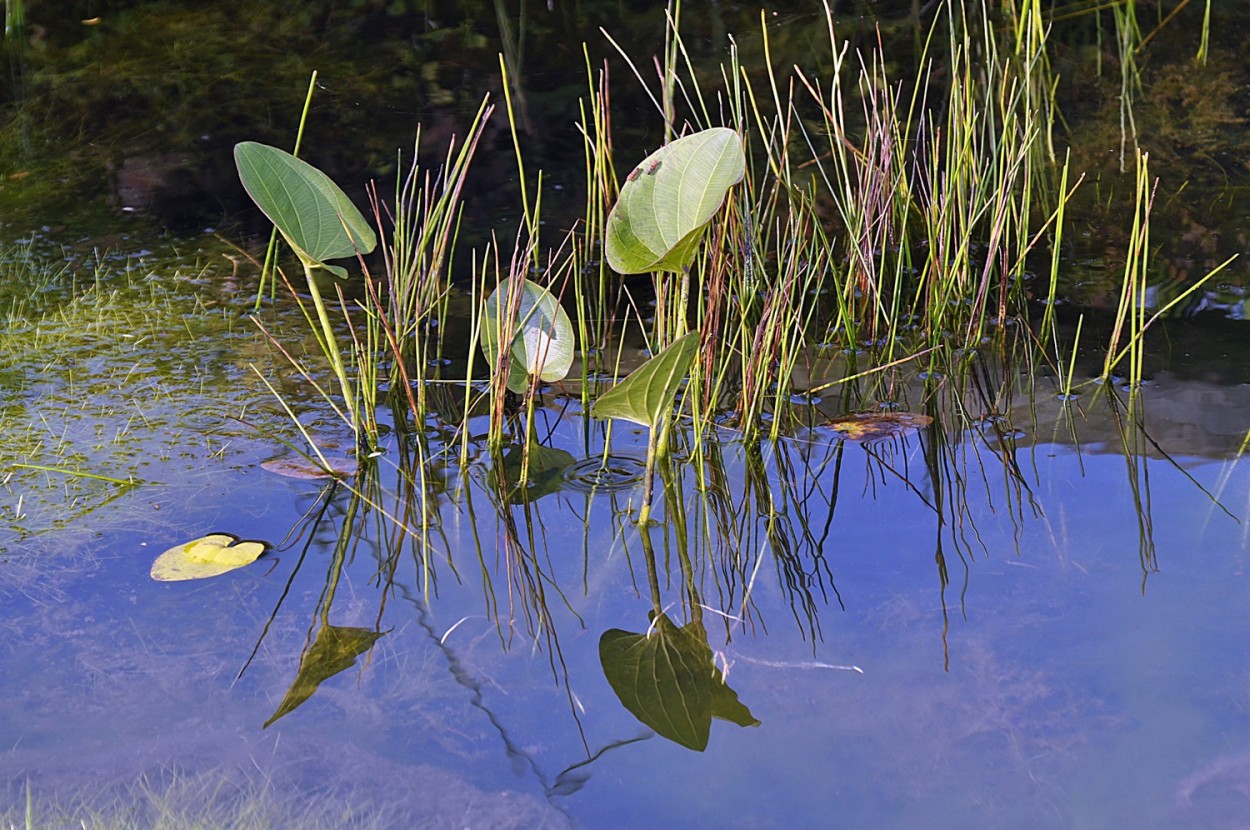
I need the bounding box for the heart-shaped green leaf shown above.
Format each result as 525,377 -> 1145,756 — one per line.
605,128 -> 746,274
599,614 -> 759,751
591,330 -> 700,428
150,533 -> 266,581
234,141 -> 377,273
480,277 -> 575,394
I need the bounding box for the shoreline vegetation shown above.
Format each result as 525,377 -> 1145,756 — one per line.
234,1 -> 1230,470
215,1 -> 1233,654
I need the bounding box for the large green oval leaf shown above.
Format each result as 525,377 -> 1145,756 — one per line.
591,330 -> 700,428
605,128 -> 746,274
150,533 -> 266,581
234,141 -> 377,272
480,277 -> 575,394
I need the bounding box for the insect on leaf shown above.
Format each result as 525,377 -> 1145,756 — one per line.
605,128 -> 746,274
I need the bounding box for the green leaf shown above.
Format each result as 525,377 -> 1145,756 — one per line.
150,533 -> 266,581
480,277 -> 575,394
591,330 -> 700,428
264,624 -> 386,727
599,614 -> 760,751
234,141 -> 377,272
605,128 -> 746,274
494,440 -> 576,503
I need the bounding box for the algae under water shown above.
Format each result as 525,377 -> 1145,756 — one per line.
5,2 -> 1250,828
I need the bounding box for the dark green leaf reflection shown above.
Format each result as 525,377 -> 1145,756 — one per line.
495,440 -> 576,503
264,624 -> 386,728
599,612 -> 759,751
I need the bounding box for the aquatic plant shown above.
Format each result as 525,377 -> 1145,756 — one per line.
592,330 -> 698,523
605,127 -> 746,277
220,0 -> 1238,610
234,141 -> 378,448
370,96 -> 493,413
6,772 -> 390,830
480,277 -> 575,396
231,0 -> 1242,468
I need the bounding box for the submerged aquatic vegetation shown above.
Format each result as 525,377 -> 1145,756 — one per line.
5,771 -> 393,830
0,241 -> 345,585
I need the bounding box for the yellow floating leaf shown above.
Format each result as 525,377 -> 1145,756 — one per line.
150,533 -> 266,582
826,411 -> 934,442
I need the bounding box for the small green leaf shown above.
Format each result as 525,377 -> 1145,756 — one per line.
605,128 -> 746,274
591,331 -> 700,428
150,533 -> 266,581
234,141 -> 377,272
264,624 -> 386,727
599,614 -> 759,751
480,277 -> 575,394
494,440 -> 576,503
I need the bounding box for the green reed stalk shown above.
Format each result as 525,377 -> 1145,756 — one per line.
574,48 -> 617,410
1061,313 -> 1084,402
459,244 -> 493,467
1102,146 -> 1237,385
339,279 -> 380,446
661,0 -> 683,141
1197,0 -> 1211,64
4,0 -> 24,40
1113,1 -> 1142,172
1102,148 -> 1152,386
299,261 -> 361,441
498,54 -> 540,269
381,96 -> 492,423
255,72 -> 318,310
1040,151 -> 1072,340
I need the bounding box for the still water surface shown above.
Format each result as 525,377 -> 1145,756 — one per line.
1,258 -> 1248,827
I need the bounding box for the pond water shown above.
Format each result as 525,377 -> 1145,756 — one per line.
1,243 -> 1249,828
5,2 -> 1250,828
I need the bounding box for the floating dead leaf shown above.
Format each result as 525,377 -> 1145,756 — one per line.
826,411 -> 933,442
260,455 -> 355,480
151,533 -> 266,581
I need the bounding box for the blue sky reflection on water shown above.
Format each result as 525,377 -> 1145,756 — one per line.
4,387 -> 1250,828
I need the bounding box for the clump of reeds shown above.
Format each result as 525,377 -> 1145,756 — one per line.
257,0 -> 1234,487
